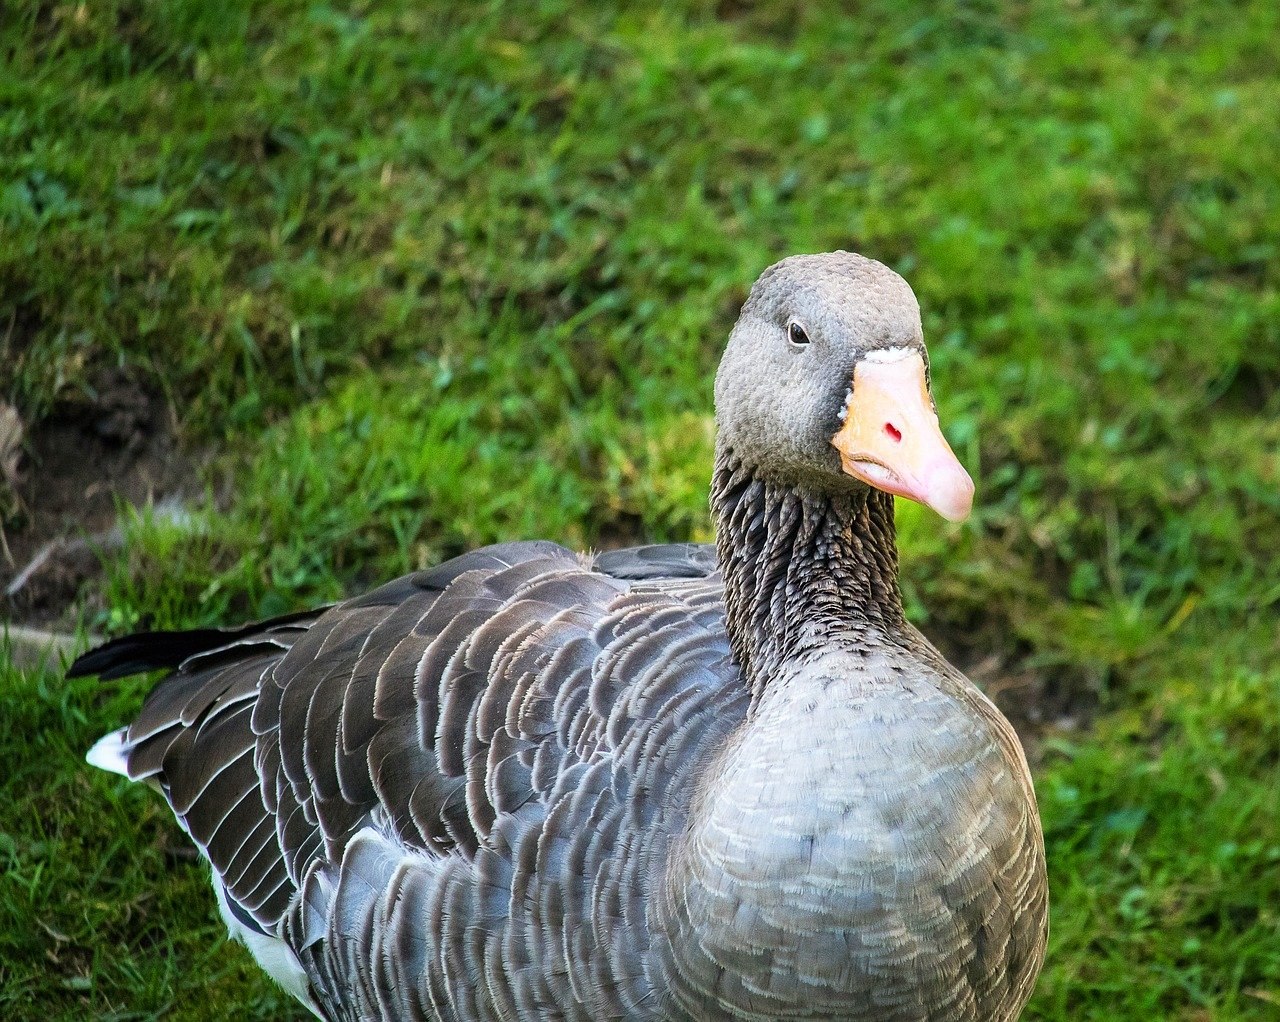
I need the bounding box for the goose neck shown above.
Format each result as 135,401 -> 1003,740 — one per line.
710,447 -> 904,697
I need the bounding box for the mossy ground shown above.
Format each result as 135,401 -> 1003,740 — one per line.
2,2 -> 1278,1018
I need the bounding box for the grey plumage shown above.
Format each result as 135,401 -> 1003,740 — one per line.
76,251 -> 1047,1021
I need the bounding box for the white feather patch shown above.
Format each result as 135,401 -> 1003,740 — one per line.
863,345 -> 915,363
85,728 -> 131,777
211,876 -> 323,1018
837,386 -> 854,422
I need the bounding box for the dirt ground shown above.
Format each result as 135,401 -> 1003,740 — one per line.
1,369 -> 195,629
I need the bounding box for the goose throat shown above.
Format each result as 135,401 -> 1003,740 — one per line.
710,446 -> 904,697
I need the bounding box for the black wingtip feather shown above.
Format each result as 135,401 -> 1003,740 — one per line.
67,608 -> 324,680
68,630 -> 224,680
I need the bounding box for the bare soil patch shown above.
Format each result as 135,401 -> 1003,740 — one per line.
1,368 -> 197,629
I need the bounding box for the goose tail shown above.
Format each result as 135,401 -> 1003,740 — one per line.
85,727 -> 131,776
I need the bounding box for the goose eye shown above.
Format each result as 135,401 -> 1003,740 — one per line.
787,321 -> 810,347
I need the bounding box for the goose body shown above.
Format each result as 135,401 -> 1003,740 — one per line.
77,252 -> 1047,1021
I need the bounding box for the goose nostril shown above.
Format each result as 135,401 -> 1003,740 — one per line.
884,423 -> 902,443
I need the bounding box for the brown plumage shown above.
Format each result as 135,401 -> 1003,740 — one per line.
76,251 -> 1047,1021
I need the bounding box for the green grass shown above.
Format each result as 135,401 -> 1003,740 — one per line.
2,0 -> 1279,1018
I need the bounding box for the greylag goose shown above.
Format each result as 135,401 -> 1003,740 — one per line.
74,251 -> 1047,1021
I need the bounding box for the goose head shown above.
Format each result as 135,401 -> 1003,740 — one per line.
714,251 -> 975,521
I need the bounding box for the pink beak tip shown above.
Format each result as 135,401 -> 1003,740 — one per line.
926,466 -> 975,522
931,471 -> 967,519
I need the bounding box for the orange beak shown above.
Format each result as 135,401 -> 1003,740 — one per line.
830,350 -> 974,522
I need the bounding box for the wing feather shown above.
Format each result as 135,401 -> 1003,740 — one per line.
77,541 -> 746,1018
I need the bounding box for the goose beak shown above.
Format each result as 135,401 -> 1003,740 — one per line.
830,349 -> 974,522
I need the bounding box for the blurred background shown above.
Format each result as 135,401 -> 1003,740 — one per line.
2,1 -> 1278,1018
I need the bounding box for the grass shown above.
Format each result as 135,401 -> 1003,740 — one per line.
2,0 -> 1278,1018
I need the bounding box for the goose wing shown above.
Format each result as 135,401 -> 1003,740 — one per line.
75,539 -> 744,1019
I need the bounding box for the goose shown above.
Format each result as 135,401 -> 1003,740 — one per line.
74,251 -> 1047,1022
